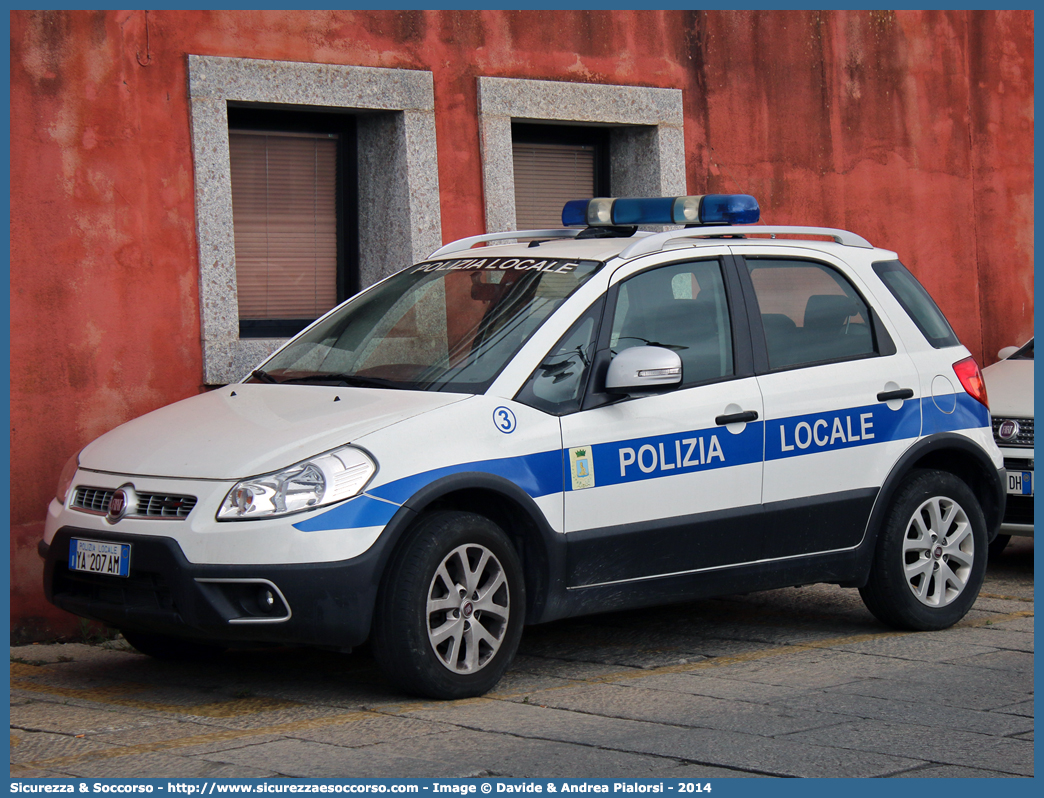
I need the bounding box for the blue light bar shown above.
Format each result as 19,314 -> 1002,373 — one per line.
561,195 -> 760,227
611,197 -> 675,225
561,200 -> 589,227
699,194 -> 760,225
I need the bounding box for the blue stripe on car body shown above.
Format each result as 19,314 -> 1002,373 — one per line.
294,395 -> 988,533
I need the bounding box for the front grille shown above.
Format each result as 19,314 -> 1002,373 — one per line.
71,487 -> 197,519
74,487 -> 113,514
992,416 -> 1034,448
137,493 -> 197,518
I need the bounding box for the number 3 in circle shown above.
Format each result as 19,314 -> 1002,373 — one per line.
493,406 -> 517,434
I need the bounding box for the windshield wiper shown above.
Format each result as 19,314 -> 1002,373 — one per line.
250,369 -> 279,384
614,336 -> 689,351
275,373 -> 406,389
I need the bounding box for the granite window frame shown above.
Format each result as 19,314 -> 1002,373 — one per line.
477,77 -> 686,234
188,55 -> 441,385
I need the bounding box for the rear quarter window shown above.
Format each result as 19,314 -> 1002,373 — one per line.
872,259 -> 959,349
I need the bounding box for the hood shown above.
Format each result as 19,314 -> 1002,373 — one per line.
79,384 -> 470,480
982,358 -> 1034,418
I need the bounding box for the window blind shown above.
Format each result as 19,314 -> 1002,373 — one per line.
512,142 -> 596,230
229,130 -> 338,321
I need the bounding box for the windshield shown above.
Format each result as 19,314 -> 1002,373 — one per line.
256,256 -> 602,392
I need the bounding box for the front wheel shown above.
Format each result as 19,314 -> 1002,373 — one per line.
372,511 -> 525,699
859,469 -> 987,630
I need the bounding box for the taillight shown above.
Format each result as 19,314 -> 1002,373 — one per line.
953,356 -> 989,409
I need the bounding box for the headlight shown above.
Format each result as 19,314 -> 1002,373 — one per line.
56,450 -> 81,504
217,446 -> 376,521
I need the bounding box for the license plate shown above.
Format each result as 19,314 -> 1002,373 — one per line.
1007,471 -> 1033,496
68,538 -> 131,577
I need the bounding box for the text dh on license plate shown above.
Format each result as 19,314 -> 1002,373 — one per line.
1007,471 -> 1033,496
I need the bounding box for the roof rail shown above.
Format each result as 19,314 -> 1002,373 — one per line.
429,229 -> 581,258
618,225 -> 874,260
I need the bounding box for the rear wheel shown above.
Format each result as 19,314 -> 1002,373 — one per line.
372,511 -> 525,699
860,469 -> 987,630
121,630 -> 225,661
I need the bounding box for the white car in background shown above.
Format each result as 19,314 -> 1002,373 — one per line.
983,338 -> 1034,556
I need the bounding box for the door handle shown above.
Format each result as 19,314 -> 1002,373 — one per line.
877,388 -> 914,402
715,410 -> 759,425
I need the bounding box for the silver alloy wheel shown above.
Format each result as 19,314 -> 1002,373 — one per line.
426,543 -> 510,674
902,495 -> 974,607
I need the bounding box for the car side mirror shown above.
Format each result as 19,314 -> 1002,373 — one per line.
998,346 -> 1019,360
605,346 -> 682,394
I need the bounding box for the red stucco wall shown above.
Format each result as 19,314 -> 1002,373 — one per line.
9,9 -> 1034,640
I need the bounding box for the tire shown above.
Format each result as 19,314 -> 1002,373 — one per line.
859,469 -> 987,631
988,534 -> 1011,560
121,630 -> 225,661
372,511 -> 525,699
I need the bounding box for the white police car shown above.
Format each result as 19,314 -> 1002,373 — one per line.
42,195 -> 1006,699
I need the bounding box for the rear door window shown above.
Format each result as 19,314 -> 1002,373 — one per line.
745,259 -> 877,370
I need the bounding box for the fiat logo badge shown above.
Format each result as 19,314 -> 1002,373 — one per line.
998,419 -> 1020,441
107,486 -> 135,523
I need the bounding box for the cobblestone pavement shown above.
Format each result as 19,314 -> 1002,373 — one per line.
11,538 -> 1033,779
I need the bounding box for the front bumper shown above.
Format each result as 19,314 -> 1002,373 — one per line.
42,527 -> 390,648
